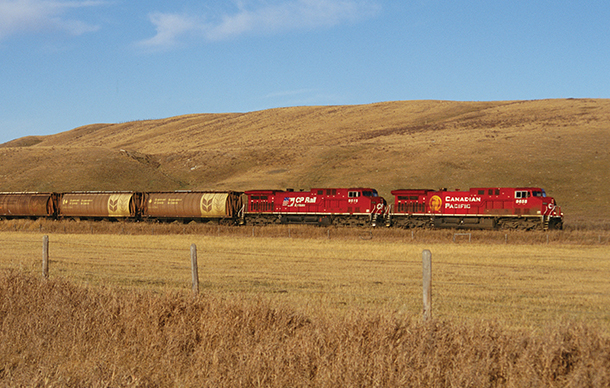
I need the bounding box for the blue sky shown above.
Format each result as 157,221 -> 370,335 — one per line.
1,0 -> 609,144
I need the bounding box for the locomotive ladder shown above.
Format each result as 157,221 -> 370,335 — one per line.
384,204 -> 393,227
542,216 -> 550,231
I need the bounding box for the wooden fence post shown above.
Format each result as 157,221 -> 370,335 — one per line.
190,244 -> 199,295
42,235 -> 49,279
422,249 -> 432,321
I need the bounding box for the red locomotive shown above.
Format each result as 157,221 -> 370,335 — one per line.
243,188 -> 386,227
388,187 -> 563,230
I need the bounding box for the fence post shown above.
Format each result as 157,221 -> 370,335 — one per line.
422,249 -> 432,321
42,235 -> 49,279
190,244 -> 199,295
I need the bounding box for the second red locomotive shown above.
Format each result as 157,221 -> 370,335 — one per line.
388,187 -> 563,230
243,188 -> 386,227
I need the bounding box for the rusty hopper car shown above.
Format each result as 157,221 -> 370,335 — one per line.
0,192 -> 58,218
58,192 -> 141,219
140,191 -> 244,224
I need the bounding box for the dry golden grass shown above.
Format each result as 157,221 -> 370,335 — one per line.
2,270 -> 610,387
1,224 -> 609,328
1,99 -> 609,224
2,224 -> 610,386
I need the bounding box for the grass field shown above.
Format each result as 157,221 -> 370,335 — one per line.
2,226 -> 609,330
3,227 -> 610,386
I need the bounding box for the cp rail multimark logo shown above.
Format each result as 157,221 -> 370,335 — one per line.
429,195 -> 442,212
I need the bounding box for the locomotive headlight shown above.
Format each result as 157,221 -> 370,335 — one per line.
537,211 -> 541,214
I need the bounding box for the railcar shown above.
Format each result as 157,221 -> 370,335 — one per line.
243,188 -> 386,227
58,192 -> 142,220
0,192 -> 58,219
140,191 -> 244,224
387,187 -> 563,230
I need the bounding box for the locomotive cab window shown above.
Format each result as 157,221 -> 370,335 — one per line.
348,191 -> 360,198
362,190 -> 378,197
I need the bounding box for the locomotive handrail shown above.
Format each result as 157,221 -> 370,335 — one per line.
385,203 -> 393,216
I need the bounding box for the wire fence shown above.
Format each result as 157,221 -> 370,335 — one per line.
0,218 -> 608,245
2,231 -> 610,329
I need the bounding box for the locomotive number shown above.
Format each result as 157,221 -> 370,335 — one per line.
515,199 -> 528,204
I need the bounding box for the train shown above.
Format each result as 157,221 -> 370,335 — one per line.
0,186 -> 563,230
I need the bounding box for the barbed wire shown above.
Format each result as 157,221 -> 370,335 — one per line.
1,231 -> 609,324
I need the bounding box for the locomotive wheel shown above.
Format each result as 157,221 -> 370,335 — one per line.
246,214 -> 281,226
498,218 -> 542,231
391,216 -> 432,229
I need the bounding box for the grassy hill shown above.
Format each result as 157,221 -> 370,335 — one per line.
1,99 -> 609,225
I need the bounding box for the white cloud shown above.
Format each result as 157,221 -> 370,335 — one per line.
138,0 -> 380,50
0,0 -> 104,40
138,12 -> 200,49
